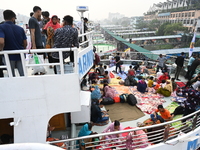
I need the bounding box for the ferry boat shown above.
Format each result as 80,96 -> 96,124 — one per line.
0,23 -> 200,150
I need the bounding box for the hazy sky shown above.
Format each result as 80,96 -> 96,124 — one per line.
1,0 -> 167,21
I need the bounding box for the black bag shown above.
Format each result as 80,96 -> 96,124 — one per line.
102,97 -> 115,105
124,78 -> 130,86
120,94 -> 127,103
128,76 -> 137,86
127,94 -> 137,106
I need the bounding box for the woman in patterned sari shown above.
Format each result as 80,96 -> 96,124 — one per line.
43,15 -> 61,73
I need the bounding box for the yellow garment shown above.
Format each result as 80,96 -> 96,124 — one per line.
46,27 -> 54,48
164,80 -> 173,93
148,80 -> 154,87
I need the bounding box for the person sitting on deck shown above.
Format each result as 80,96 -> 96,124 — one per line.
157,72 -> 169,84
146,118 -> 165,144
127,65 -> 135,76
77,123 -> 98,149
102,120 -> 123,142
137,78 -> 147,93
148,76 -> 155,93
181,86 -> 200,122
156,80 -> 173,97
91,99 -> 109,125
185,72 -> 200,88
96,64 -> 105,76
104,71 -> 110,84
150,105 -> 172,123
88,72 -> 99,84
103,83 -> 116,99
191,76 -> 200,90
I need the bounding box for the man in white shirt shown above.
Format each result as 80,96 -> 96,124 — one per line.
156,54 -> 167,73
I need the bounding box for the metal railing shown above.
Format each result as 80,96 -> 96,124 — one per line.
47,109 -> 200,150
0,31 -> 93,78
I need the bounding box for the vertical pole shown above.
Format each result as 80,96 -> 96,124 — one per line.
81,12 -> 84,42
70,123 -> 76,150
4,53 -> 13,78
74,48 -> 78,75
20,53 -> 27,77
59,50 -> 64,75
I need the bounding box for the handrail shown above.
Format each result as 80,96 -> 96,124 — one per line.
47,109 -> 200,145
0,31 -> 94,78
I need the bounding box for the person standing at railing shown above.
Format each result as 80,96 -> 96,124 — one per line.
174,52 -> 185,81
52,15 -> 79,64
0,10 -> 27,77
29,6 -> 45,58
43,15 -> 61,74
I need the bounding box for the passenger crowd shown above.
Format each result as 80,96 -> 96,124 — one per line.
1,6 -> 200,149
0,6 -> 88,77
77,50 -> 200,149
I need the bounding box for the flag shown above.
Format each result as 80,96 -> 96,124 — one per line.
189,33 -> 196,57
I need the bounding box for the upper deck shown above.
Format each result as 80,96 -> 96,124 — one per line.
0,32 -> 94,143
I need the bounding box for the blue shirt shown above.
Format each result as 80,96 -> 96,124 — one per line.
188,57 -> 195,66
0,21 -> 27,61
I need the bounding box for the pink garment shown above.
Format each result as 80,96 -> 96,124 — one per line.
131,127 -> 148,148
103,122 -> 123,140
104,86 -> 116,99
44,15 -> 61,30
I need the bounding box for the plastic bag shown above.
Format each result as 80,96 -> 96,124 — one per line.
28,54 -> 46,75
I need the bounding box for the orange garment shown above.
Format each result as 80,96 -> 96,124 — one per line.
155,109 -> 171,120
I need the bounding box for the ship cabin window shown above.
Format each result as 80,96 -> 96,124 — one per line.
0,118 -> 14,144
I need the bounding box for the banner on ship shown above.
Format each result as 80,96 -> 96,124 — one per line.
78,45 -> 94,80
189,33 -> 196,57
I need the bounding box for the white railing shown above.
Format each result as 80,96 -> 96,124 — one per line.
0,48 -> 78,78
0,31 -> 93,78
47,109 -> 200,150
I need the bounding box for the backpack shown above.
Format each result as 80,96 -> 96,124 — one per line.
120,94 -> 128,103
91,86 -> 102,100
102,97 -> 115,105
128,76 -> 137,86
124,78 -> 130,86
127,94 -> 137,106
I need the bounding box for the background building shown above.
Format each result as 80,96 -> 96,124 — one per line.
144,0 -> 200,31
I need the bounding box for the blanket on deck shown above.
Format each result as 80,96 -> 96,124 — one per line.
129,87 -> 166,114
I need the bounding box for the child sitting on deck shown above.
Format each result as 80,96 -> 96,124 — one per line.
137,78 -> 147,93
148,76 -> 155,93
